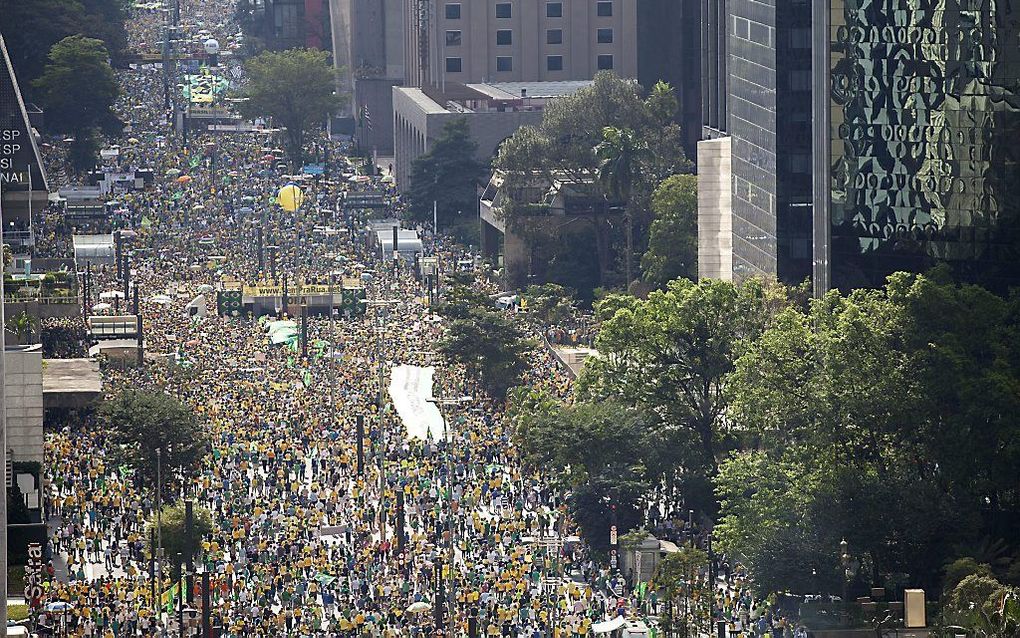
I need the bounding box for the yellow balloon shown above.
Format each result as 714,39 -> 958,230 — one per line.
277,184 -> 304,212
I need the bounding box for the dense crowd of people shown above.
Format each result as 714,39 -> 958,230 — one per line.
20,1 -> 796,636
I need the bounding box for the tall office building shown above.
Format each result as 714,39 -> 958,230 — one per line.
697,0 -> 814,284
812,0 -> 1020,294
637,0 -> 701,159
403,0 -> 637,88
330,0 -> 405,152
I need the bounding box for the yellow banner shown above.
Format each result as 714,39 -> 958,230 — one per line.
242,282 -> 364,297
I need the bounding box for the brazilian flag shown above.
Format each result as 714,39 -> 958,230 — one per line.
217,290 -> 243,316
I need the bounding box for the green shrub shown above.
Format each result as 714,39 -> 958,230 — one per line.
8,603 -> 29,621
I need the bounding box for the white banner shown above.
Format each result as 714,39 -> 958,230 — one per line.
388,365 -> 444,442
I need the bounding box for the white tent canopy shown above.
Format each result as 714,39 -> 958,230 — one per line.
73,234 -> 115,264
591,617 -> 628,634
375,229 -> 422,259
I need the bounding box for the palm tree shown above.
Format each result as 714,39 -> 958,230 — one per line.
6,311 -> 37,344
595,126 -> 652,287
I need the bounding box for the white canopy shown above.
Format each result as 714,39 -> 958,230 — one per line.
376,228 -> 422,259
591,617 -> 628,634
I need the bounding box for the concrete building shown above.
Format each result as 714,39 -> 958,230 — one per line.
256,0 -> 331,51
329,0 -> 405,152
695,0 -> 813,285
478,171 -> 621,285
697,136 -> 732,280
392,80 -> 589,191
403,0 -> 637,89
4,345 -> 43,464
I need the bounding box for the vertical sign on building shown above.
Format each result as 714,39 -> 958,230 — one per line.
25,542 -> 44,609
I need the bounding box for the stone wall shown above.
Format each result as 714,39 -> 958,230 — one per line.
4,344 -> 44,463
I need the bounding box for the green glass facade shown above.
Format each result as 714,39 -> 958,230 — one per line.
815,0 -> 1020,292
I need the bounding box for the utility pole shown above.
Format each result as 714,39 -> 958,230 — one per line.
301,303 -> 308,359
256,227 -> 264,275
429,395 -> 473,638
156,448 -> 164,623
185,500 -> 194,604
135,285 -> 143,367
201,570 -> 211,638
356,414 -> 365,476
123,250 -> 131,307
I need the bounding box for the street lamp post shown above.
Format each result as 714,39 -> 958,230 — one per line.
361,298 -> 400,543
428,395 -> 473,638
840,539 -> 859,627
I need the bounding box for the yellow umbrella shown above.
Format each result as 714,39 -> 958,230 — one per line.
177,175 -> 192,183
277,184 -> 304,212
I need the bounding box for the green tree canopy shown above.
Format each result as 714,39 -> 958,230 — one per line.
407,118 -> 485,236
100,390 -> 208,497
493,73 -> 691,290
652,547 -> 712,638
717,272 -> 1020,595
508,388 -> 654,549
147,502 -> 214,562
579,278 -> 789,512
642,174 -> 698,287
236,49 -> 343,167
521,283 -> 575,325
32,35 -> 120,133
438,307 -> 531,398
32,35 -> 121,171
0,0 -> 127,92
941,574 -> 1020,637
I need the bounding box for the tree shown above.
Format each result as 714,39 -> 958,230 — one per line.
579,278 -> 788,513
509,388 -> 653,549
100,390 -> 208,497
147,502 -> 214,562
438,308 -> 531,398
236,49 -> 343,167
32,36 -> 121,171
521,283 -> 575,325
652,548 -> 712,638
642,174 -> 698,287
595,126 -> 653,286
433,278 -> 491,319
407,118 -> 485,235
0,0 -> 127,94
493,73 -> 691,290
6,311 -> 37,344
718,272 -> 1020,595
941,575 -> 1020,637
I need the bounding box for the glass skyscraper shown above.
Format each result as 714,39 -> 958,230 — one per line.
813,0 -> 1020,294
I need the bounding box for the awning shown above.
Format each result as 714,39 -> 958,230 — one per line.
591,616 -> 628,634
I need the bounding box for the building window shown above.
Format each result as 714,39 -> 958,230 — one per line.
547,29 -> 562,44
496,29 -> 513,45
445,3 -> 461,19
597,54 -> 614,70
446,57 -> 462,72
495,2 -> 511,18
596,1 -> 613,16
446,30 -> 462,46
547,55 -> 563,71
547,1 -> 562,17
496,56 -> 513,72
597,28 -> 613,43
